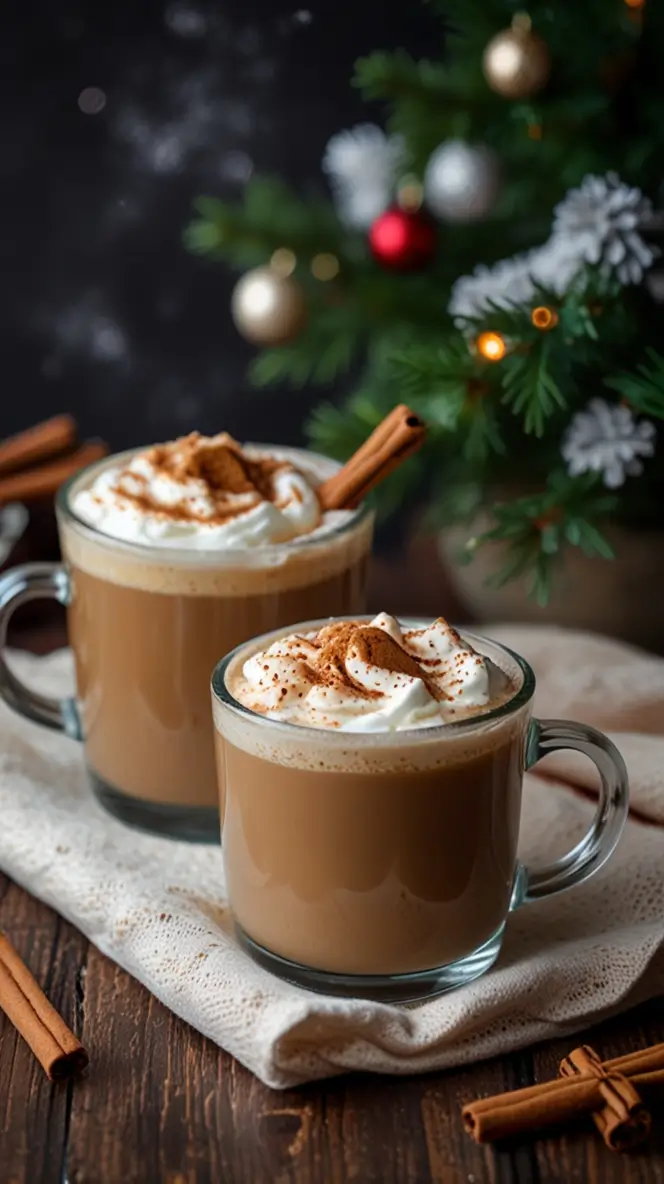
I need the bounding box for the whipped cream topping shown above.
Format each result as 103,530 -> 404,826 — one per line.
234,613 -> 500,732
71,432 -> 334,549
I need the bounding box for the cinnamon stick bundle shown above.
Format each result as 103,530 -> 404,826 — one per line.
317,404 -> 426,511
462,1042 -> 664,1145
0,932 -> 88,1080
0,415 -> 77,477
0,441 -> 108,507
560,1044 -> 651,1152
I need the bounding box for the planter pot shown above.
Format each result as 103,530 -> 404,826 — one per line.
438,518 -> 664,651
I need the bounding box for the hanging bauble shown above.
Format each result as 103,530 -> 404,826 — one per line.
230,266 -> 307,346
424,141 -> 500,223
482,15 -> 551,100
368,207 -> 437,271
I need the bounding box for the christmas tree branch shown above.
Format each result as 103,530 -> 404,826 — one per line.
468,471 -> 618,605
184,181 -> 351,268
605,350 -> 664,419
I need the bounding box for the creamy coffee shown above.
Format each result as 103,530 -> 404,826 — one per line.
58,434 -> 372,837
213,615 -> 526,978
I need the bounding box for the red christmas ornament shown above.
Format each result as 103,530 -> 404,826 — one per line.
368,207 -> 437,271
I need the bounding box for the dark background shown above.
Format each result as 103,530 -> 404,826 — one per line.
4,0 -> 437,452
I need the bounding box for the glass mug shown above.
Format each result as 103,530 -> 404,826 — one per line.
0,451 -> 373,842
211,621 -> 629,1002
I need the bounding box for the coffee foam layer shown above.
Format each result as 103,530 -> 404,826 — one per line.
214,631 -> 526,772
60,447 -> 372,596
213,690 -> 527,774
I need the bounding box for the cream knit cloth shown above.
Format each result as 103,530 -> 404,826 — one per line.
0,625 -> 663,1088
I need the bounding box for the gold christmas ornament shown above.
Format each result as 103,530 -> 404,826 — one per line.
476,331 -> 507,362
531,306 -> 559,330
231,266 -> 307,346
311,253 -> 340,281
483,14 -> 551,100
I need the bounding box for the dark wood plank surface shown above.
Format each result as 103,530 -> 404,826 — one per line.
1,875 -> 663,1184
1,546 -> 664,1183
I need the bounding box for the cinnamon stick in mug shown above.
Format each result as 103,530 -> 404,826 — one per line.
0,933 -> 88,1080
317,404 -> 426,511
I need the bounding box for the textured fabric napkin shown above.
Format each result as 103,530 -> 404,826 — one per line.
1,626 -> 664,1089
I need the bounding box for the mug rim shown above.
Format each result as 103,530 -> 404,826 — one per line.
211,617 -> 536,744
55,445 -> 372,559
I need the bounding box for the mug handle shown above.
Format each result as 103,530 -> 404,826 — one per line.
512,718 -> 629,906
0,563 -> 82,739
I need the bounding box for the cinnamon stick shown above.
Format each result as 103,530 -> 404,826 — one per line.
0,932 -> 87,1080
462,1044 -> 664,1144
560,1044 -> 651,1152
0,441 -> 108,505
0,415 -> 77,477
317,404 -> 426,511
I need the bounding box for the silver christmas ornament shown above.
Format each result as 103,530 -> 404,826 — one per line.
230,266 -> 307,346
424,141 -> 500,223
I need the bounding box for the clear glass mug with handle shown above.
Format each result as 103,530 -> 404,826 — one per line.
0,451 -> 374,842
211,620 -> 629,1002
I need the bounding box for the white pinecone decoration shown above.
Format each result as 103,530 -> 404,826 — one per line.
562,398 -> 656,488
449,252 -> 537,322
551,172 -> 658,285
322,124 -> 403,230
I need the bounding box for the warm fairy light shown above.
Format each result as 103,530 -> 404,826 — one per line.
624,0 -> 645,8
527,123 -> 542,140
512,11 -> 533,32
311,253 -> 340,281
531,306 -> 559,330
397,175 -> 424,212
477,331 -> 507,361
270,248 -> 297,277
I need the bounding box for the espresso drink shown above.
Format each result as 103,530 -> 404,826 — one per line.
214,614 -> 525,978
59,434 -> 372,838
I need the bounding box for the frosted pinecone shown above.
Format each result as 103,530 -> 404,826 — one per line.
562,398 -> 656,488
322,124 -> 403,230
550,173 -> 658,285
449,252 -> 537,323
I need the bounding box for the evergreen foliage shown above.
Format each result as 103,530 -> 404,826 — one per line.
186,1 -> 663,599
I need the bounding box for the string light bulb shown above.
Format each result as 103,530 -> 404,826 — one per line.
476,331 -> 507,362
397,175 -> 424,212
531,306 -> 559,330
270,248 -> 297,277
311,253 -> 340,281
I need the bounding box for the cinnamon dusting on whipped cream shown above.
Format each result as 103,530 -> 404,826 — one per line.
311,622 -> 434,700
235,613 -> 508,732
70,432 -> 348,549
114,433 -> 298,526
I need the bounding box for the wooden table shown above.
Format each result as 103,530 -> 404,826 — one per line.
2,551 -> 664,1183
1,876 -> 663,1184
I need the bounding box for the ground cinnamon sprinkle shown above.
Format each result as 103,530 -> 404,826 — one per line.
351,628 -> 426,682
314,624 -> 380,698
113,432 -> 295,525
303,621 -> 441,699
